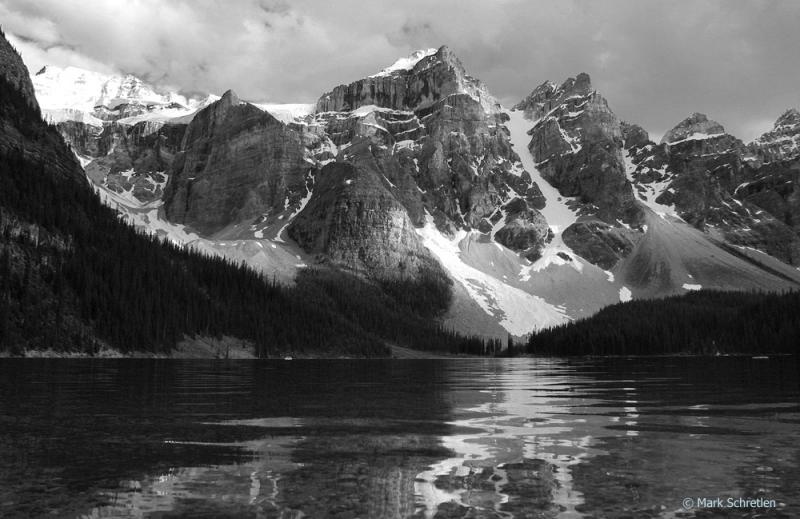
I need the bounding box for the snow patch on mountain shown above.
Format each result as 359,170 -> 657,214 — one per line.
274,177 -> 315,243
370,48 -> 438,77
623,148 -> 680,219
254,103 -> 315,123
32,65 -> 210,125
505,109 -> 578,233
416,214 -> 569,335
664,131 -> 725,146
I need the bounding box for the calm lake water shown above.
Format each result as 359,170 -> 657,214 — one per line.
0,357 -> 798,518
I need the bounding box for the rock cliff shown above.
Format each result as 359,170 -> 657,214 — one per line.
287,160 -> 441,278
164,90 -> 312,235
317,46 -> 499,114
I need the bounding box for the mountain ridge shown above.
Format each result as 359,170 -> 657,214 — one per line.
21,45 -> 800,340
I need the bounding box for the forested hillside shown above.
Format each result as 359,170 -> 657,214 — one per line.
521,290 -> 800,356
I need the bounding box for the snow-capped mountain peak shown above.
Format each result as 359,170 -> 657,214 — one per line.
369,48 -> 438,77
32,65 -> 211,126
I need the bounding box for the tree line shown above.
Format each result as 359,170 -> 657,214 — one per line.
511,290 -> 800,356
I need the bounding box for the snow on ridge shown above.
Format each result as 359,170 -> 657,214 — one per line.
254,103 -> 315,123
664,131 -> 725,146
370,48 -> 438,78
416,214 -> 568,336
32,64 -> 210,125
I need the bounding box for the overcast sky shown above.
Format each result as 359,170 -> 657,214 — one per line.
2,0 -> 798,141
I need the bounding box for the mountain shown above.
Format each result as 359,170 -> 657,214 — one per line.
624,112 -> 800,267
32,64 -> 214,126
0,31 -> 492,356
25,45 -> 800,343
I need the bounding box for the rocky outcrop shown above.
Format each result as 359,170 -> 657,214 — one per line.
416,94 -> 539,233
60,119 -> 185,204
493,198 -> 551,261
562,220 -> 639,270
522,73 -> 641,225
747,108 -> 800,165
316,46 -> 499,114
165,90 -> 312,235
0,29 -> 39,110
287,161 -> 439,279
315,106 -> 425,148
661,112 -> 725,144
621,122 -> 649,149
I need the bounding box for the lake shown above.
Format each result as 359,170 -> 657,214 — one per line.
0,357 -> 798,518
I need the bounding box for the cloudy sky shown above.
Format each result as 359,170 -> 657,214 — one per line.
2,0 -> 798,141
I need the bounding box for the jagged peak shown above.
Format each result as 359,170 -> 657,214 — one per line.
513,73 -> 594,118
560,72 -> 592,96
621,121 -> 651,148
220,89 -> 240,105
662,112 -> 726,144
317,44 -> 498,114
775,108 -> 800,128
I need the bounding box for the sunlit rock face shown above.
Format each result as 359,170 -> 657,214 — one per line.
316,46 -> 499,115
287,159 -> 441,279
165,90 -> 312,235
309,47 -> 550,262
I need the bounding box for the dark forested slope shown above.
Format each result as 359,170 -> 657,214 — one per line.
522,290 -> 800,356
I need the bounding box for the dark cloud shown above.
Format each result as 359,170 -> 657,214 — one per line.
1,0 -> 798,141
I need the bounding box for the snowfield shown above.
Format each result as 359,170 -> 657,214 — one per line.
416,214 -> 569,336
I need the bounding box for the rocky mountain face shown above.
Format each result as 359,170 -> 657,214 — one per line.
515,73 -> 644,268
317,46 -> 499,114
287,160 -> 440,279
164,90 -> 312,235
747,109 -> 800,165
29,45 -> 800,339
30,65 -> 216,210
284,46 -> 555,280
624,112 -> 800,265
